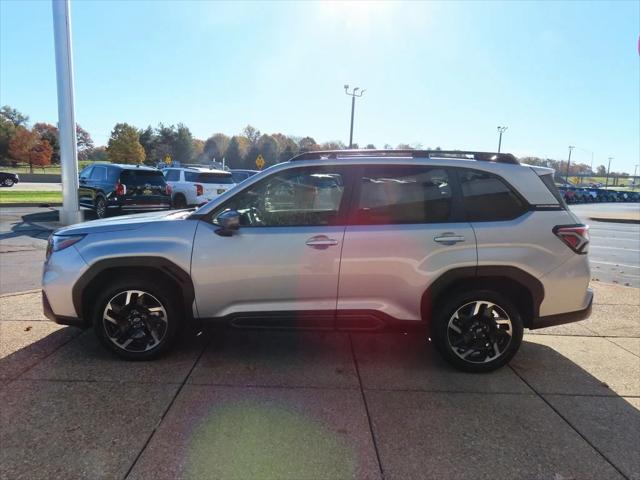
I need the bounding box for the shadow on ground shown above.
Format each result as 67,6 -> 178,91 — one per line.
1,326 -> 637,480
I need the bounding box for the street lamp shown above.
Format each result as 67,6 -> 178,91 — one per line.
344,85 -> 365,149
565,146 -> 575,183
605,157 -> 613,189
496,126 -> 508,153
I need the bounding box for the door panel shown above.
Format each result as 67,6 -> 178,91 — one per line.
337,223 -> 476,321
191,165 -> 353,320
191,223 -> 345,318
337,165 -> 477,323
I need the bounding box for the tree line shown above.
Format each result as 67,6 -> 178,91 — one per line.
0,105 -> 627,177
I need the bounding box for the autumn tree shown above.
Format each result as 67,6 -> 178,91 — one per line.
0,106 -> 29,165
202,133 -> 230,163
243,125 -> 260,145
224,136 -> 243,168
9,128 -> 52,172
107,123 -> 145,164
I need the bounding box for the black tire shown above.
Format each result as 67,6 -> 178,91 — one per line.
3,178 -> 14,187
92,275 -> 181,360
95,196 -> 108,219
172,194 -> 187,209
432,290 -> 524,373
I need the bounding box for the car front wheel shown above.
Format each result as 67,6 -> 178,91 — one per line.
433,290 -> 524,372
93,277 -> 180,360
3,178 -> 14,187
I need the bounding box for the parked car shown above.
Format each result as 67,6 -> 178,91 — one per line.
44,150 -> 592,373
558,187 -> 576,204
230,169 -> 259,183
163,167 -> 236,208
78,163 -> 171,218
0,171 -> 19,187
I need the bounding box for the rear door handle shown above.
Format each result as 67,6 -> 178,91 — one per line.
434,234 -> 466,244
306,236 -> 339,248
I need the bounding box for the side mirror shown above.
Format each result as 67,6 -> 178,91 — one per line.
215,210 -> 240,236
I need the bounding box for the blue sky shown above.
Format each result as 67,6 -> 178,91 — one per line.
1,1 -> 638,172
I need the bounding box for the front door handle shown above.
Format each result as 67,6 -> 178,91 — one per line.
434,234 -> 466,244
306,235 -> 339,249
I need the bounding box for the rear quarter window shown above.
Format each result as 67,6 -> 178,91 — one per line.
185,171 -> 235,184
457,169 -> 527,221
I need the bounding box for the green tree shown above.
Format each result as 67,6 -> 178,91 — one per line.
596,165 -> 607,176
107,123 -> 145,164
365,144 -> 376,149
173,123 -> 194,163
0,105 -> 29,127
224,136 -> 243,168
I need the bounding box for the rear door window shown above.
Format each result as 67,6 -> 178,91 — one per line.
457,169 -> 527,221
354,166 -> 452,224
90,165 -> 108,181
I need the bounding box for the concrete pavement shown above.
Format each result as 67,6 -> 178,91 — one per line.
0,282 -> 638,480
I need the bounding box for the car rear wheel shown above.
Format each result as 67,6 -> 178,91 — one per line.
93,277 -> 180,360
95,196 -> 107,218
3,178 -> 14,187
432,290 -> 524,373
172,194 -> 187,209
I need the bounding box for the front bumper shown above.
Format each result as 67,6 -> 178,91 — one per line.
530,288 -> 593,329
42,290 -> 87,328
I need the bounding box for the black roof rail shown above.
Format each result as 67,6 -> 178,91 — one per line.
290,149 -> 519,164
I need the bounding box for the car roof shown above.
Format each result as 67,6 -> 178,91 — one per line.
167,166 -> 230,174
90,163 -> 160,172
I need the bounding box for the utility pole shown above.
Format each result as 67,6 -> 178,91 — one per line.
496,126 -> 508,153
52,0 -> 81,225
565,146 -> 575,183
344,85 -> 365,149
605,157 -> 613,189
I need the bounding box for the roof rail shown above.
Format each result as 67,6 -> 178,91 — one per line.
290,149 -> 519,164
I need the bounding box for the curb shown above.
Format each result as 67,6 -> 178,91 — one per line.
0,203 -> 63,208
589,217 -> 640,225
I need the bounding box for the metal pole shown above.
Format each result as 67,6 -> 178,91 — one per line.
52,0 -> 81,225
565,146 -> 574,183
496,126 -> 507,153
349,95 -> 355,149
605,157 -> 612,189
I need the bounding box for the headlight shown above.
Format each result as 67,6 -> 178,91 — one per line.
46,234 -> 85,261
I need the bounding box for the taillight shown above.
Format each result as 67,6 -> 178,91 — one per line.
165,184 -> 172,195
195,184 -> 203,196
115,181 -> 126,196
553,224 -> 589,254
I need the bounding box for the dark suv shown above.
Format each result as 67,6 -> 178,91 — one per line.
78,163 -> 171,218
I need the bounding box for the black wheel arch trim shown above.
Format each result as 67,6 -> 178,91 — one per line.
421,266 -> 544,326
72,256 -> 195,322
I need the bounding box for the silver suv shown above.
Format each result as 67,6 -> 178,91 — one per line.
42,150 -> 592,372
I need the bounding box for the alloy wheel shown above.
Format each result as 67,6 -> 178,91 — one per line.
96,198 -> 107,218
446,300 -> 513,364
102,290 -> 169,353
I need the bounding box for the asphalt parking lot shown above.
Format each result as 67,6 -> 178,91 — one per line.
1,282 -> 638,480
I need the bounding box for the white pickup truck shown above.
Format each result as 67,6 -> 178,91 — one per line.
162,167 -> 236,208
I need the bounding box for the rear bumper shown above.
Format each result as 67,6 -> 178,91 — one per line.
530,288 -> 593,329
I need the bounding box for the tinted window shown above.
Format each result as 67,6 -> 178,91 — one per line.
355,166 -> 452,224
120,169 -> 166,186
231,171 -> 250,183
185,171 -> 234,184
80,166 -> 93,178
216,167 -> 345,227
90,165 -> 107,181
165,169 -> 180,181
458,169 -> 526,221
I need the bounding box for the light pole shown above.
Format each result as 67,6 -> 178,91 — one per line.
344,85 -> 365,149
565,146 -> 575,183
605,157 -> 613,189
496,126 -> 507,153
52,0 -> 81,225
